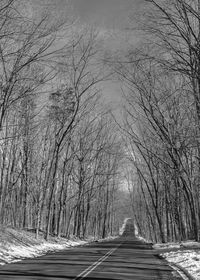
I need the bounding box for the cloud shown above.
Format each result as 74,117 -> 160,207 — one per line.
72,0 -> 144,29
28,0 -> 146,30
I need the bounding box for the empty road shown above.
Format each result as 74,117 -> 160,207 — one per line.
0,223 -> 183,279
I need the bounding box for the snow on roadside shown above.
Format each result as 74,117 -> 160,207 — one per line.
154,241 -> 200,250
97,235 -> 118,242
119,218 -> 131,235
153,241 -> 200,280
0,238 -> 87,266
136,235 -> 150,243
0,228 -> 118,266
162,250 -> 200,279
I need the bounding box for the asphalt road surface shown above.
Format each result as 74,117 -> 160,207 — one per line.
0,224 -> 183,279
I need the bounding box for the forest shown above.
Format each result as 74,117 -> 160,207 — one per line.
0,0 -> 200,244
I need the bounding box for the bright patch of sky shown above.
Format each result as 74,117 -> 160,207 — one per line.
72,0 -> 143,29
26,0 -> 147,108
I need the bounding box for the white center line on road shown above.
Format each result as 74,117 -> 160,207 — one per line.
73,245 -> 120,280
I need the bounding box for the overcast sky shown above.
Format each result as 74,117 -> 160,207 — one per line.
30,0 -> 147,49
30,0 -> 147,110
31,0 -> 146,29
72,0 -> 144,28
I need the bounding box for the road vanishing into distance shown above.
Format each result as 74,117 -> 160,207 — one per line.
0,222 -> 184,280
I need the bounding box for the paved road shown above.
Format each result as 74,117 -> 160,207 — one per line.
0,224 -> 183,279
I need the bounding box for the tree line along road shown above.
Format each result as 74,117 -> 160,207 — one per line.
0,221 -> 184,280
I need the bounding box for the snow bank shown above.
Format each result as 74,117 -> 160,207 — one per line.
0,228 -> 118,266
119,218 -> 131,235
154,241 -> 200,280
154,242 -> 181,250
97,235 -> 118,242
0,239 -> 87,266
154,241 -> 200,250
0,228 -> 90,266
163,250 -> 200,279
136,235 -> 150,243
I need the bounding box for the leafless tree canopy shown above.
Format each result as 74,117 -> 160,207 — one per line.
1,0 -> 199,244
0,0 -> 125,240
114,0 -> 200,242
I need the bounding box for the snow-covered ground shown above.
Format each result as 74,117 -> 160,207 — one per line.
118,219 -> 200,279
133,230 -> 200,279
154,241 -> 200,280
0,239 -> 87,265
0,228 -> 90,266
0,228 -> 118,267
119,218 -> 131,235
2,226 -> 200,280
